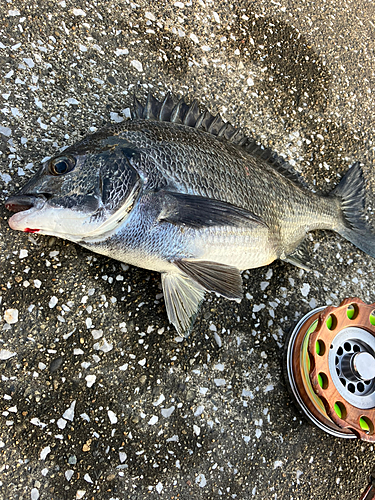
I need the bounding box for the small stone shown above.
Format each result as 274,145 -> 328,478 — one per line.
85,375 -> 96,388
82,440 -> 91,452
65,469 -> 74,481
40,446 -> 51,460
49,296 -> 58,308
4,309 -> 18,324
0,349 -> 16,360
108,410 -> 118,424
50,357 -> 63,372
62,400 -> 76,421
31,488 -> 39,500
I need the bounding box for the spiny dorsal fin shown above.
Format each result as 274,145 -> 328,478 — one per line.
131,93 -> 305,187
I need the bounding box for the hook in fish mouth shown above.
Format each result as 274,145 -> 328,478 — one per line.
5,194 -> 49,213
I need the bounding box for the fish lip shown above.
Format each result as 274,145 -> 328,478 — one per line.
6,195 -> 48,233
5,194 -> 48,213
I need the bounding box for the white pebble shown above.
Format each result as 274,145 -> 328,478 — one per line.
300,283 -> 310,297
193,424 -> 200,436
115,48 -> 129,56
213,332 -> 222,347
153,394 -> 165,406
119,451 -> 127,463
23,58 -> 34,68
161,406 -> 175,418
214,378 -> 226,386
62,400 -> 76,421
57,418 -> 67,429
4,309 -> 18,324
65,470 -> 74,481
194,405 -> 204,416
145,11 -> 156,21
72,8 -> 86,16
85,375 -> 96,388
131,60 -> 143,72
40,446 -> 51,460
108,410 -> 118,424
213,11 -> 220,23
195,473 -> 206,487
31,488 -> 39,500
30,418 -> 47,428
0,349 -> 16,360
110,112 -> 123,123
91,329 -> 103,339
19,249 -> 28,259
93,339 -> 113,353
49,296 -> 58,308
148,415 -> 158,425
155,482 -> 163,494
0,125 -> 12,137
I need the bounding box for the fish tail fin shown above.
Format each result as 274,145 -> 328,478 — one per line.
332,162 -> 375,258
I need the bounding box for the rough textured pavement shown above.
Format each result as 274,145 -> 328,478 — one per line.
1,1 -> 375,499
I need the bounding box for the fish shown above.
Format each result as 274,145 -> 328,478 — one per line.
5,93 -> 375,336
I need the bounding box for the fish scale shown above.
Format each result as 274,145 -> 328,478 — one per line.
5,94 -> 375,336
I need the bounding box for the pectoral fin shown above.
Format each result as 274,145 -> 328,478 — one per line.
159,191 -> 267,229
162,272 -> 205,337
175,259 -> 243,299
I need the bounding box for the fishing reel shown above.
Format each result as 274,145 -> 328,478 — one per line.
284,297 -> 375,441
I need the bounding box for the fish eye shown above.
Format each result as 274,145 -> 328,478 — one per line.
49,156 -> 76,176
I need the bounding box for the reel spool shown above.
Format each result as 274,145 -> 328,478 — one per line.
285,297 -> 375,441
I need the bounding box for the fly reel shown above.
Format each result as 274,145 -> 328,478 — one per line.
285,297 -> 375,441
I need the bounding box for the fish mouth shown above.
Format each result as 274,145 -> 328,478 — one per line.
5,195 -> 41,213
5,195 -> 48,232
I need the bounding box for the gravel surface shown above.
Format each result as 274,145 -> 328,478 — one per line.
1,1 -> 375,499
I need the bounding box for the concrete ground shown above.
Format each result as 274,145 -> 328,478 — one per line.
1,0 -> 375,499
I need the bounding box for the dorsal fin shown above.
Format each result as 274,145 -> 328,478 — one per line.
131,93 -> 306,187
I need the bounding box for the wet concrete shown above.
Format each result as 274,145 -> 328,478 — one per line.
1,1 -> 375,499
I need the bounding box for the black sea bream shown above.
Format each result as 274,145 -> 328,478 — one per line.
5,94 -> 375,335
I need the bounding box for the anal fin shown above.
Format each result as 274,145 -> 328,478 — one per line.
175,260 -> 243,299
162,273 -> 205,337
281,239 -> 311,271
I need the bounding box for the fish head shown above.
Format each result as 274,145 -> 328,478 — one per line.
5,133 -> 141,242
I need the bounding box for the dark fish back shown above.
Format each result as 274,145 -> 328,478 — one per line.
117,118 -> 315,229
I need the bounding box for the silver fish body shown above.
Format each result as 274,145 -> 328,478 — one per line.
6,94 -> 375,335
